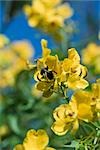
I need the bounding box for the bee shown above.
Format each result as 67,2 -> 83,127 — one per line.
37,66 -> 56,81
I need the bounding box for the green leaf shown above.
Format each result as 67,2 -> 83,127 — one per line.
8,115 -> 21,135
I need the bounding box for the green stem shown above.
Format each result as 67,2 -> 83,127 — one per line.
60,85 -> 69,103
90,121 -> 100,129
82,121 -> 96,133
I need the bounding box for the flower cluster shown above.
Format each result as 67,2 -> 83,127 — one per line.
0,35 -> 34,88
51,79 -> 100,135
1,0 -> 99,149
23,0 -> 73,40
14,129 -> 55,150
34,39 -> 88,97
82,43 -> 100,74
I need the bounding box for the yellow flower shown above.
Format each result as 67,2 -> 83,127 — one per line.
14,129 -> 55,150
11,40 -> 33,60
72,90 -> 93,122
82,43 -> 100,74
56,3 -> 73,19
0,39 -> 34,88
0,34 -> 9,48
34,39 -> 61,97
61,48 -> 88,89
0,69 -> 15,88
51,90 -> 93,135
51,101 -> 78,135
72,81 -> 100,120
0,49 -> 15,67
23,0 -> 73,40
34,40 -> 88,97
0,49 -> 15,87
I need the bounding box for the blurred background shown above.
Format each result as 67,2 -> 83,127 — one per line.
0,0 -> 100,150
0,0 -> 100,58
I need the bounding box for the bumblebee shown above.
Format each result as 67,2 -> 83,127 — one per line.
37,66 -> 55,81
41,66 -> 54,80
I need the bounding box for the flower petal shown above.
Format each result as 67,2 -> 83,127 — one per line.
41,39 -> 51,58
68,75 -> 89,90
53,104 -> 68,121
78,103 -> 93,121
45,55 -> 58,70
51,121 -> 70,136
71,119 -> 79,134
14,144 -> 24,150
62,58 -> 72,73
28,16 -> 39,27
80,65 -> 88,78
72,90 -> 91,105
68,48 -> 80,63
23,129 -> 49,150
56,3 -> 73,19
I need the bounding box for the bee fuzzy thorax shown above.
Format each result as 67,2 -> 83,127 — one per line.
40,66 -> 54,80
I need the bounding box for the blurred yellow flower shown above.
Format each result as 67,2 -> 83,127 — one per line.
14,129 -> 55,150
0,69 -> 15,88
51,90 -> 93,135
11,41 -> 33,60
82,43 -> 100,74
0,36 -> 34,88
23,0 -> 73,40
0,49 -> 15,87
40,0 -> 60,8
0,124 -> 9,137
0,34 -> 9,48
